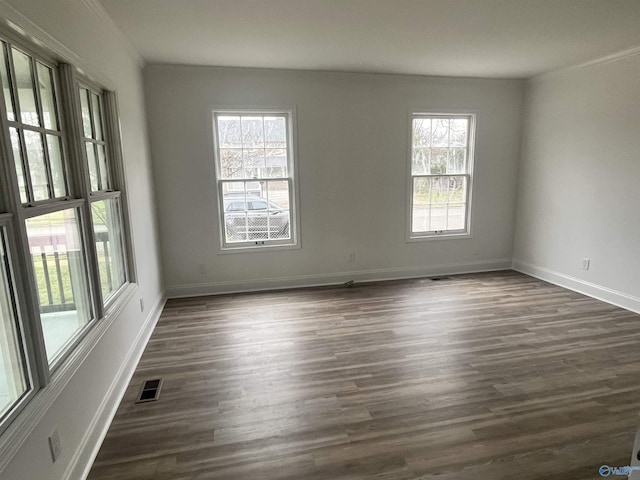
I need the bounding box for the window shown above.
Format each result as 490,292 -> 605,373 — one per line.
0,32 -> 133,435
0,222 -> 30,424
26,208 -> 92,363
79,85 -> 128,302
409,113 -> 475,238
212,110 -> 298,249
3,45 -> 67,204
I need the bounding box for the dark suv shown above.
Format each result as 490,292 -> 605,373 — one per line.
223,195 -> 290,241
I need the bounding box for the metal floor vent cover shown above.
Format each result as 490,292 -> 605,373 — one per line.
136,378 -> 163,403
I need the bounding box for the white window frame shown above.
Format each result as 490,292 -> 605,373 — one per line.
211,108 -> 300,252
0,214 -> 37,436
407,111 -> 476,241
0,24 -> 137,454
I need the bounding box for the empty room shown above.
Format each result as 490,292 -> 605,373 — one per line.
1,1 -> 640,479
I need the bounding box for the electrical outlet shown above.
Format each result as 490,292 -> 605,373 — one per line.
582,258 -> 590,271
198,263 -> 207,274
139,297 -> 144,312
49,429 -> 61,463
348,252 -> 356,263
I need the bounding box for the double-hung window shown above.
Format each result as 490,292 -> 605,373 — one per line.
409,113 -> 475,238
78,85 -> 128,303
0,32 -> 132,437
212,110 -> 298,250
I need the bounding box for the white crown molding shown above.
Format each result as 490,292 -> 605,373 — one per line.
0,0 -> 142,89
0,0 -> 82,65
532,44 -> 640,82
80,0 -> 144,67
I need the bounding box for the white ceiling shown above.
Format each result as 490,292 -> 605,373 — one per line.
99,0 -> 640,79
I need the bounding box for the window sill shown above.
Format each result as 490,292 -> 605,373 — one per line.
218,242 -> 301,255
407,232 -> 473,242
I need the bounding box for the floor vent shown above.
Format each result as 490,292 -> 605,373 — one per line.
429,276 -> 451,281
136,378 -> 163,403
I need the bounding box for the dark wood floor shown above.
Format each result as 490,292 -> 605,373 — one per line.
88,271 -> 640,480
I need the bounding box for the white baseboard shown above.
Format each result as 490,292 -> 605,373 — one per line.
63,293 -> 167,480
167,258 -> 513,298
512,259 -> 640,314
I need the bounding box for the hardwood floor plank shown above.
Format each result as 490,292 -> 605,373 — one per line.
88,271 -> 640,479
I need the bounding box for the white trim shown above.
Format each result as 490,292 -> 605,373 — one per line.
0,0 -> 141,90
533,44 -> 640,81
0,1 -> 82,66
62,293 -> 166,480
512,259 -> 640,314
166,258 -> 512,298
0,283 -> 137,473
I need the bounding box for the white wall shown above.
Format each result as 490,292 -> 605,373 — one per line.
0,1 -> 164,479
144,65 -> 524,296
513,53 -> 640,312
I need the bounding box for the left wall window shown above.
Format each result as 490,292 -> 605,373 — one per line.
0,223 -> 29,422
0,30 -> 133,436
0,41 -> 94,367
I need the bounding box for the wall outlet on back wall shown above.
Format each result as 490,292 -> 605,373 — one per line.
582,258 -> 590,271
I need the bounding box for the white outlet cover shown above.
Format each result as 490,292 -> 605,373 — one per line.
49,429 -> 61,463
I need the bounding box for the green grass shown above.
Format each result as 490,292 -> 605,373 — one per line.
32,251 -> 115,307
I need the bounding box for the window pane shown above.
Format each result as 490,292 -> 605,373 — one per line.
85,143 -> 99,191
265,148 -> 287,178
241,116 -> 264,148
448,148 -> 466,174
412,176 -> 467,233
412,177 -> 431,233
431,118 -> 449,147
430,148 -> 448,175
23,130 -> 48,201
450,118 -> 468,147
264,116 -> 286,148
412,147 -> 429,175
96,144 -> 109,190
222,181 -> 290,242
91,93 -> 103,141
0,230 -> 29,420
0,43 -> 15,122
264,181 -> 290,240
265,180 -> 290,209
36,63 -> 58,131
91,199 -> 126,302
79,88 -> 92,138
9,128 -> 27,203
26,209 -> 92,363
216,116 -> 241,148
242,148 -> 264,178
448,203 -> 466,230
46,135 -> 66,197
11,48 -> 39,127
219,148 -> 243,179
412,118 -> 431,147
